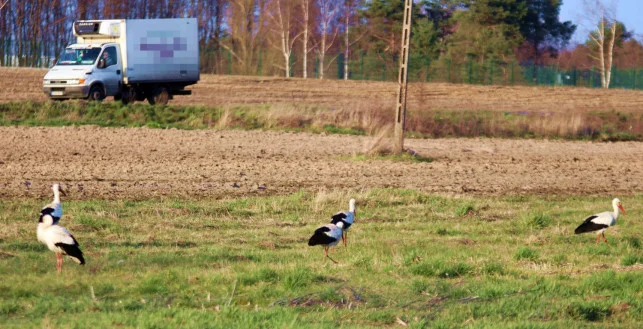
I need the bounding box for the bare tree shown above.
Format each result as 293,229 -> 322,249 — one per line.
301,0 -> 310,78
191,0 -> 227,73
343,0 -> 350,80
0,0 -> 11,65
267,0 -> 302,77
224,0 -> 266,75
583,0 -> 620,88
342,0 -> 366,80
315,0 -> 340,79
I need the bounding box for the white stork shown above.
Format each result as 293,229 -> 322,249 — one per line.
329,198 -> 356,247
37,184 -> 85,272
308,221 -> 344,263
574,198 -> 626,245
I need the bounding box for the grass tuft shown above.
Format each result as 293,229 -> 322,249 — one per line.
623,236 -> 641,249
621,253 -> 640,267
525,213 -> 551,229
567,301 -> 612,321
454,203 -> 474,217
410,260 -> 474,278
514,246 -> 539,261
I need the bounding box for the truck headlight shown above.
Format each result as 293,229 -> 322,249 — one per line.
68,79 -> 85,85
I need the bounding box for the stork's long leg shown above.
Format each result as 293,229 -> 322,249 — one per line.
324,246 -> 338,264
342,232 -> 346,247
595,234 -> 601,245
602,232 -> 610,245
56,253 -> 63,272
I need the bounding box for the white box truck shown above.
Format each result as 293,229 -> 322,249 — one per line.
42,18 -> 199,105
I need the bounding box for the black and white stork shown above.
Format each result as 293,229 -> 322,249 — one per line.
574,198 -> 626,245
308,221 -> 345,263
330,198 -> 356,247
37,184 -> 85,272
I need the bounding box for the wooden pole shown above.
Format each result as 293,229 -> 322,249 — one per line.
393,0 -> 413,154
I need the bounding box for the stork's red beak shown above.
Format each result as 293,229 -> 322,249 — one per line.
618,204 -> 625,216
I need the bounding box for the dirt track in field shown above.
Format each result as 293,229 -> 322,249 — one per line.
1,126 -> 641,200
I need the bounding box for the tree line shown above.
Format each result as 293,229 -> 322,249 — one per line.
1,0 -> 642,87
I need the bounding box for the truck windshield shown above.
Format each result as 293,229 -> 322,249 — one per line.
57,47 -> 101,65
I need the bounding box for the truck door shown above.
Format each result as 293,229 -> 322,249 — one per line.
96,46 -> 121,96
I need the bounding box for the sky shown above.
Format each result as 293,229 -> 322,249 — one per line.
559,0 -> 643,45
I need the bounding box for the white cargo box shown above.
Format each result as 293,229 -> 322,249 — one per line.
74,18 -> 199,84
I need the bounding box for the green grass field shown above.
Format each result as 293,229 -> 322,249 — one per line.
1,190 -> 641,328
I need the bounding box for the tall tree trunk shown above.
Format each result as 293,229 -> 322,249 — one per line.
605,21 -> 616,88
316,0 -> 339,80
344,1 -> 349,80
319,22 -> 326,79
302,0 -> 309,78
598,18 -> 606,87
270,0 -> 298,78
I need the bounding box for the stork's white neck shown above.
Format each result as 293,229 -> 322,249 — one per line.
612,201 -> 620,219
53,189 -> 61,204
349,199 -> 356,213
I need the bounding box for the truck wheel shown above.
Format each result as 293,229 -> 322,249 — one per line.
87,85 -> 105,101
148,86 -> 169,105
120,88 -> 137,105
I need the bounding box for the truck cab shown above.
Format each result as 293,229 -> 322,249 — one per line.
43,43 -> 123,101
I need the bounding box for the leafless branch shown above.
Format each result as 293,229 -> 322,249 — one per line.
216,40 -> 245,65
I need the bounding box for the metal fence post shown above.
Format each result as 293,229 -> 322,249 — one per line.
257,49 -> 263,76
382,59 -> 386,81
468,56 -> 473,84
510,60 -> 514,85
489,59 -> 493,85
635,68 -> 638,89
532,62 -> 536,85
360,52 -> 364,80
314,55 -> 319,79
337,51 -> 344,79
227,49 -> 232,75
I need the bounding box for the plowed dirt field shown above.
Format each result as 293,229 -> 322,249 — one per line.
1,126 -> 641,199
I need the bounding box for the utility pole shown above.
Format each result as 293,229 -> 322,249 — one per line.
394,0 -> 413,154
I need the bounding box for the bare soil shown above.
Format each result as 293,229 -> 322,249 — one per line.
1,126 -> 640,200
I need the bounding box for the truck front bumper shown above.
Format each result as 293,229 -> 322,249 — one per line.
42,85 -> 89,99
